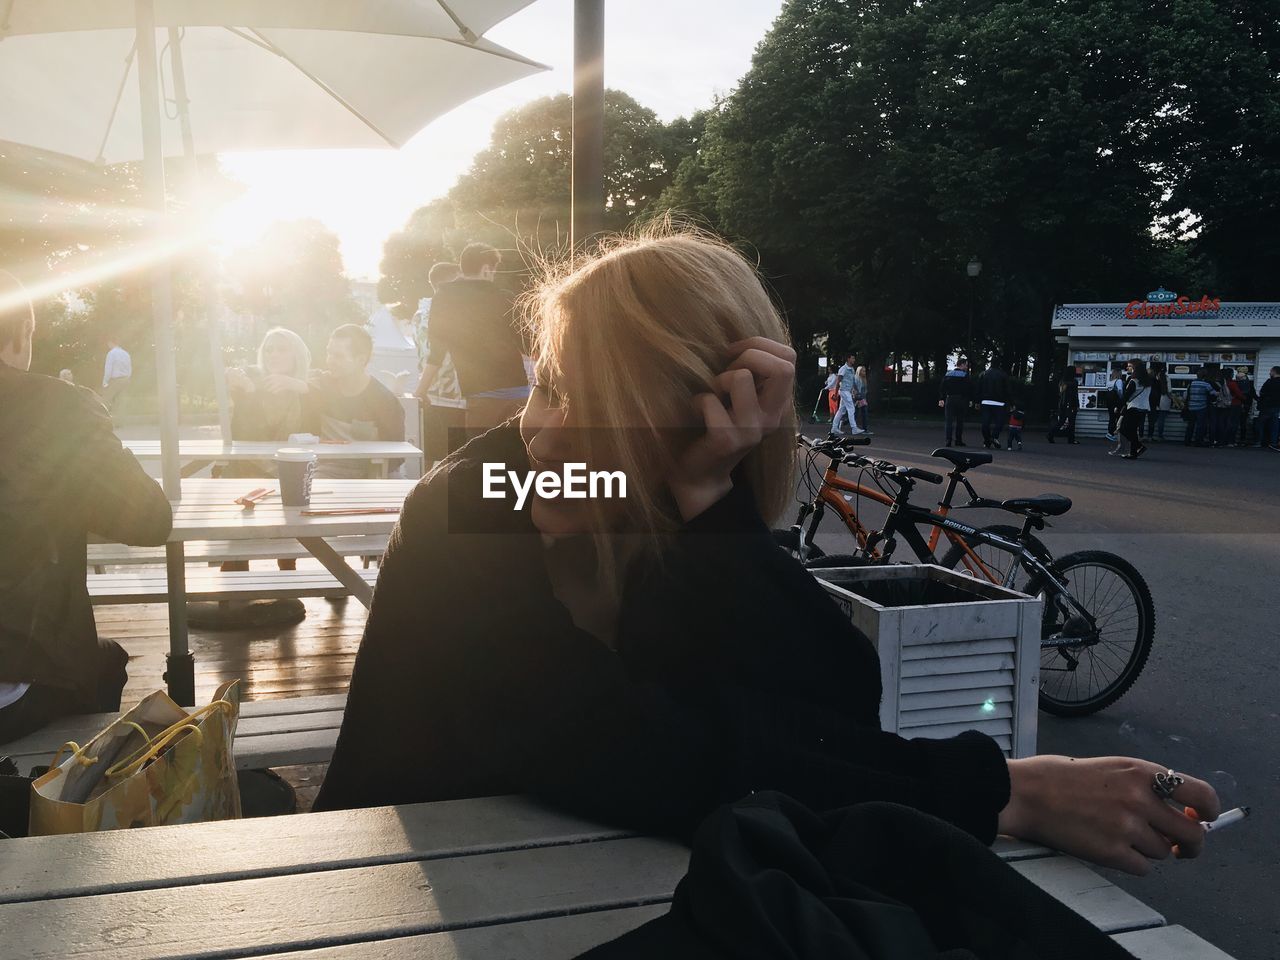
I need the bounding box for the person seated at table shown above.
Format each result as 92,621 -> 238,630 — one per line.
224,326 -> 318,475
314,229 -> 1220,876
0,269 -> 172,743
263,324 -> 405,479
222,326 -> 318,574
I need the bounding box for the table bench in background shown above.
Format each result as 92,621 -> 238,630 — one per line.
87,535 -> 389,572
86,567 -> 379,605
0,794 -> 1237,959
0,694 -> 347,774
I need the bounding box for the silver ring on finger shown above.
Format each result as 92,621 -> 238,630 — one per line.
1152,769 -> 1185,801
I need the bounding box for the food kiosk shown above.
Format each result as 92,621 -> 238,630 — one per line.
1050,288 -> 1280,439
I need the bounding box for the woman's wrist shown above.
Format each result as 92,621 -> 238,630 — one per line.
998,756 -> 1044,839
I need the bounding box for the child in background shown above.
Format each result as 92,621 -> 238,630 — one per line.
1006,408 -> 1025,450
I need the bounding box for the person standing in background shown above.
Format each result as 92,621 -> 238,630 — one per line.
1145,361 -> 1168,442
1046,368 -> 1080,444
1255,366 -> 1280,451
938,357 -> 972,447
101,337 -> 132,411
412,261 -> 461,398
417,243 -> 530,433
1234,368 -> 1255,447
1183,366 -> 1218,446
976,360 -> 1011,450
823,361 -> 839,422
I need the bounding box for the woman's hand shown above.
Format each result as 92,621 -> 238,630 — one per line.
667,337 -> 795,523
998,755 -> 1222,875
261,374 -> 309,395
225,368 -> 254,393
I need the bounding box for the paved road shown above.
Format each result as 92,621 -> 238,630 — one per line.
798,421 -> 1278,960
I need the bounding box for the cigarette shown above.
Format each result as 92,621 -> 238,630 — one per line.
1201,806 -> 1250,832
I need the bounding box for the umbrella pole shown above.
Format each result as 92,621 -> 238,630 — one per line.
137,0 -> 195,705
571,0 -> 605,249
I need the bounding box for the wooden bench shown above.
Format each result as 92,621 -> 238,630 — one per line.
0,694 -> 347,773
0,796 -> 1237,959
86,568 -> 379,605
87,535 -> 389,572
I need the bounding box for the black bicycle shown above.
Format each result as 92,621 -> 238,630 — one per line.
778,436 -> 1154,716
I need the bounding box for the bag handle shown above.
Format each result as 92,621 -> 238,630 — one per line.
49,720 -> 150,771
103,700 -> 234,780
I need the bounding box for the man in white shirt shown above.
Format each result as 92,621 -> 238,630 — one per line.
101,338 -> 132,410
830,352 -> 866,437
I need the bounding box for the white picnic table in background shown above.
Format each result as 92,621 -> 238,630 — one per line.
123,440 -> 425,478
0,795 -> 1236,960
155,478 -> 415,703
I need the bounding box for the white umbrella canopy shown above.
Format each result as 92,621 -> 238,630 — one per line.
0,1 -> 547,163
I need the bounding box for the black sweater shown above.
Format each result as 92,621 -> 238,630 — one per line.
314,426 -> 1010,842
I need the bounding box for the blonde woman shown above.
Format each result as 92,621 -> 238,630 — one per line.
315,228 -> 1220,877
223,327 -> 316,474
853,363 -> 870,431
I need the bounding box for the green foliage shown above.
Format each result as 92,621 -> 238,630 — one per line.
657,0 -> 1280,380
376,200 -> 456,319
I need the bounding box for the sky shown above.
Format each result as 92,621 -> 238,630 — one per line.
213,0 -> 786,281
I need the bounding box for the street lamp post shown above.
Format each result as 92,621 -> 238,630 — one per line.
966,256 -> 982,358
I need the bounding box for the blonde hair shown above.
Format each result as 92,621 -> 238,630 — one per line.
855,365 -> 868,379
257,326 -> 311,380
0,269 -> 35,350
522,224 -> 798,581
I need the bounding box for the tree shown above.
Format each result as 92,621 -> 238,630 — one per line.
446,90 -> 693,251
225,219 -> 361,355
376,200 -> 456,320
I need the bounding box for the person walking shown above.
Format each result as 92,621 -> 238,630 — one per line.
1006,407 -> 1025,450
1046,368 -> 1080,444
823,363 -> 839,422
1256,366 -> 1280,451
1104,366 -> 1127,441
100,337 -> 132,412
1116,359 -> 1150,460
1183,366 -> 1218,446
976,361 -> 1011,450
0,270 -> 172,742
853,364 -> 870,432
830,353 -> 865,437
938,357 -> 972,447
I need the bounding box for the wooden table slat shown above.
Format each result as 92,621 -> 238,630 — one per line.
1113,924 -> 1240,960
0,797 -> 642,905
1010,856 -> 1165,933
0,836 -> 688,960
230,906 -> 668,960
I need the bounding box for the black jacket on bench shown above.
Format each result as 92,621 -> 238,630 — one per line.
0,362 -> 172,712
314,425 -> 1010,843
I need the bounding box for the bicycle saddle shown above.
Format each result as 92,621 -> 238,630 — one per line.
999,494 -> 1072,517
931,448 -> 993,470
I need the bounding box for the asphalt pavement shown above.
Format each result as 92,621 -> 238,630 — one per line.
798,419 -> 1278,960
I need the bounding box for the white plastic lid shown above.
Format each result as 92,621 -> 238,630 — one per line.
274,448 -> 318,462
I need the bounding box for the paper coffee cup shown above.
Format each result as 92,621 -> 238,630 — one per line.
274,448 -> 317,506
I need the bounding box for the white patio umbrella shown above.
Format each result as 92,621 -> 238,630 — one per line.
0,0 -> 547,495
0,1 -> 547,703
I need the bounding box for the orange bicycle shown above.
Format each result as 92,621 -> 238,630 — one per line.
775,435 -> 1155,715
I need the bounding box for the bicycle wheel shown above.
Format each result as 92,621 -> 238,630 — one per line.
940,524 -> 1047,589
772,528 -> 826,561
1026,551 -> 1155,717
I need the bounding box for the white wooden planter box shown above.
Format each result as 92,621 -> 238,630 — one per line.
813,564 -> 1041,758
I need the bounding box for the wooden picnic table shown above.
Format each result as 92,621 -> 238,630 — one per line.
0,795 -> 1235,959
122,439 -> 425,478
157,478 -> 415,704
